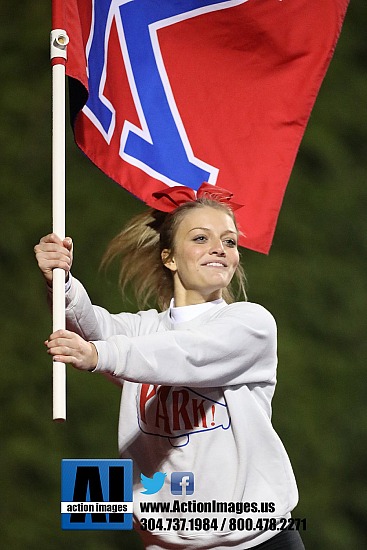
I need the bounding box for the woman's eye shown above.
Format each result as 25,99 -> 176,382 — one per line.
224,239 -> 237,247
193,235 -> 207,242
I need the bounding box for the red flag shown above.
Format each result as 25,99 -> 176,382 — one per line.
59,0 -> 349,253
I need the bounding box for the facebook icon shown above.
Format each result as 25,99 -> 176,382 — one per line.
171,472 -> 194,496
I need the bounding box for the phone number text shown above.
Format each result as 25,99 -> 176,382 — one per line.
139,516 -> 306,532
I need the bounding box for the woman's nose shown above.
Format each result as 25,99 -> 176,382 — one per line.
209,240 -> 226,255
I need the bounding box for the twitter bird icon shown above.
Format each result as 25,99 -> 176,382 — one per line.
140,472 -> 167,494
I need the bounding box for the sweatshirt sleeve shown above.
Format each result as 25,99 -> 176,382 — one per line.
92,303 -> 277,387
50,276 -> 142,341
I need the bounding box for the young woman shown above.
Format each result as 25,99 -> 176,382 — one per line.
35,189 -> 305,549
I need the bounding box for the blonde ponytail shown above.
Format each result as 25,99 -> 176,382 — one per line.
101,209 -> 174,311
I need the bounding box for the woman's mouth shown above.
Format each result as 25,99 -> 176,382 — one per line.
202,261 -> 227,268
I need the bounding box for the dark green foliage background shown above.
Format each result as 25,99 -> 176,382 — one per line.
1,3 -> 366,549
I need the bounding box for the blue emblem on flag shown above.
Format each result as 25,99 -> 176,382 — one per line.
83,0 -> 245,188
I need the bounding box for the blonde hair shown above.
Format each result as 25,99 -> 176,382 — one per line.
101,199 -> 247,311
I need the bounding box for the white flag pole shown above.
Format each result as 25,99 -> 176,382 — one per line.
50,29 -> 69,422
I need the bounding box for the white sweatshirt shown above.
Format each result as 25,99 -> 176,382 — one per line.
64,277 -> 299,549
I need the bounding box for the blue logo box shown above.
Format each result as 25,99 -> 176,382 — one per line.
61,459 -> 133,530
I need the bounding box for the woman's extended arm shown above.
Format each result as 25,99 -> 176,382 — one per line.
92,303 -> 277,387
47,302 -> 277,387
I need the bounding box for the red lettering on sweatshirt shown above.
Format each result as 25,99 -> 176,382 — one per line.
192,398 -> 208,428
155,386 -> 172,434
172,390 -> 194,431
139,384 -> 158,424
139,384 -> 219,436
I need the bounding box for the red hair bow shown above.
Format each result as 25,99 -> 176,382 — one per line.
152,182 -> 243,212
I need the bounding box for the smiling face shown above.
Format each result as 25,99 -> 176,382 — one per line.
162,206 -> 240,306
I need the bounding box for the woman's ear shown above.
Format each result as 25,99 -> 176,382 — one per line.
161,249 -> 176,272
